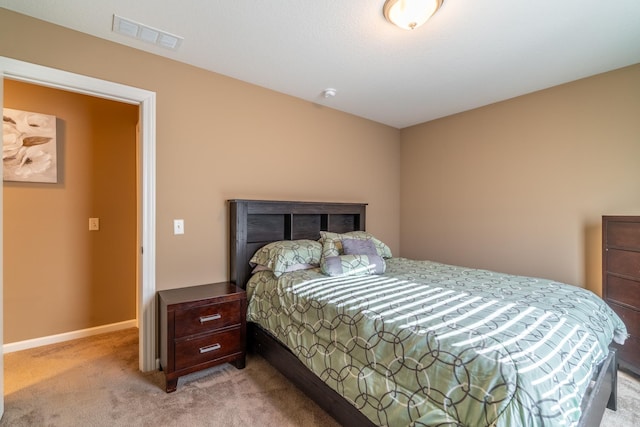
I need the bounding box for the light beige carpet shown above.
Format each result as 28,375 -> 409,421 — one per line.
1,328 -> 638,426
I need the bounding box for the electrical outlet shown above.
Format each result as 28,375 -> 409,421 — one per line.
89,218 -> 100,231
173,219 -> 184,235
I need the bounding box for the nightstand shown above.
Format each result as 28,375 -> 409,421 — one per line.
158,282 -> 247,392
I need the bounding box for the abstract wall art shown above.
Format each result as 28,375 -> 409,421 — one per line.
3,108 -> 58,183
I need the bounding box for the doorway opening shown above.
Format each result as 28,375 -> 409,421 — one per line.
1,57 -> 157,373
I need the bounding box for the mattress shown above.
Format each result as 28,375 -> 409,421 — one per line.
246,257 -> 627,427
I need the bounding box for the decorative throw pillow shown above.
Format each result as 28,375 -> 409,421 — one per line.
342,238 -> 378,257
321,254 -> 386,277
319,231 -> 392,259
249,239 -> 322,277
320,235 -> 342,258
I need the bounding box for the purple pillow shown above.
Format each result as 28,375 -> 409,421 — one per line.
342,238 -> 378,256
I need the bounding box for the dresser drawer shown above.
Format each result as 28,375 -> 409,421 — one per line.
606,249 -> 640,279
175,300 -> 241,338
174,327 -> 243,371
606,220 -> 640,249
606,275 -> 640,309
613,335 -> 640,375
608,303 -> 639,337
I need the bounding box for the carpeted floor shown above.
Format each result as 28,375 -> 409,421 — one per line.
1,328 -> 638,426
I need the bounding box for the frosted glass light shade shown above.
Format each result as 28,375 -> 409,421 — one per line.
383,0 -> 444,30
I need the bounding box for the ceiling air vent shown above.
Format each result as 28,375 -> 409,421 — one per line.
112,14 -> 183,50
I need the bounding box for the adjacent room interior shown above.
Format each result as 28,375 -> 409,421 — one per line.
3,80 -> 138,350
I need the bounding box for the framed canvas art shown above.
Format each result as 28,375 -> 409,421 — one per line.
3,108 -> 58,183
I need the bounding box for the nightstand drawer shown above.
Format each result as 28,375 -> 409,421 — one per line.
175,327 -> 243,371
175,300 -> 242,337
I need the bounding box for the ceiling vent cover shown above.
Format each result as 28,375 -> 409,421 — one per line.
112,15 -> 183,50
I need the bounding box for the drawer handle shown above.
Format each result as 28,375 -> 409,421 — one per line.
199,314 -> 221,323
199,343 -> 221,354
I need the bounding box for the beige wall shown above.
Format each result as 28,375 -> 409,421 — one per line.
3,80 -> 138,342
400,64 -> 640,294
0,10 -> 401,297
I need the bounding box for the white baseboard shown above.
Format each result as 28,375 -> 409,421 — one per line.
3,319 -> 138,354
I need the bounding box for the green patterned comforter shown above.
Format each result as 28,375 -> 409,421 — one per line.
247,258 -> 627,427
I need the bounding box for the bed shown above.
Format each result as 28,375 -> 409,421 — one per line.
229,199 -> 626,427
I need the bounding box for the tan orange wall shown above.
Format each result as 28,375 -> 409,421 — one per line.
400,64 -> 640,294
0,9 -> 401,300
3,80 -> 138,342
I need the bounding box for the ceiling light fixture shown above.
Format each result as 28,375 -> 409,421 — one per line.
383,0 -> 444,30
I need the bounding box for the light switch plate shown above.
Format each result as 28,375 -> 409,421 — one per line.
89,218 -> 100,231
173,219 -> 184,235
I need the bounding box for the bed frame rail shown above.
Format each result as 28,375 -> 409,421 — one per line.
578,347 -> 617,427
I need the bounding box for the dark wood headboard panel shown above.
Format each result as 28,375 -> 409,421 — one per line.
229,199 -> 367,288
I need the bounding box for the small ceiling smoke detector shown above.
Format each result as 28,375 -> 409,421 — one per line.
113,15 -> 183,50
322,88 -> 337,98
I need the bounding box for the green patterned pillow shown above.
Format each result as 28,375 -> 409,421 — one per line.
320,254 -> 386,276
319,231 -> 392,259
250,239 -> 322,277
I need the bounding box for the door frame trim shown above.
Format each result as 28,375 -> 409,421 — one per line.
0,57 -> 157,372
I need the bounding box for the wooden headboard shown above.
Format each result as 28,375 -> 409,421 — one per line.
229,199 -> 367,288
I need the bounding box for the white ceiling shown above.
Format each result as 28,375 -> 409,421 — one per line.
2,0 -> 640,128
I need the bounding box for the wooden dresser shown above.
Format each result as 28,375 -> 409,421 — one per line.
158,282 -> 247,392
602,216 -> 640,376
